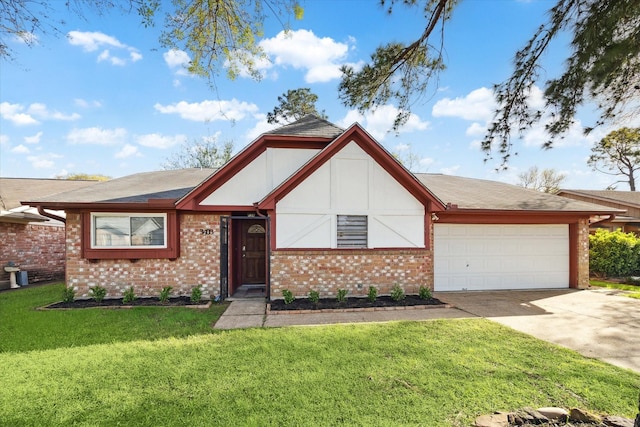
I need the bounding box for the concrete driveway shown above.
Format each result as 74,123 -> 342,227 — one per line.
437,288 -> 640,373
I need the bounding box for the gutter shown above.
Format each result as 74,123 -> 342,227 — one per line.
590,214 -> 616,227
37,206 -> 66,224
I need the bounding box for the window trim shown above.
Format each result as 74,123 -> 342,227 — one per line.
90,213 -> 168,249
82,211 -> 179,260
336,214 -> 368,248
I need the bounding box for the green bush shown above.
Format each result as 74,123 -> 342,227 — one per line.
336,289 -> 348,303
282,289 -> 295,304
589,229 -> 640,277
122,286 -> 136,304
89,286 -> 107,303
366,286 -> 377,302
308,290 -> 320,304
390,284 -> 405,302
62,286 -> 75,303
418,285 -> 432,300
191,286 -> 202,303
159,286 -> 173,303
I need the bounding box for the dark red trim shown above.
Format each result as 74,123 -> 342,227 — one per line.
182,204 -> 257,212
81,211 -> 179,260
258,124 -> 445,211
176,135 -> 333,210
435,211 -> 592,224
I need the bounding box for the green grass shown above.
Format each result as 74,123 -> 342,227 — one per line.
0,283 -> 228,353
0,284 -> 638,426
590,279 -> 640,299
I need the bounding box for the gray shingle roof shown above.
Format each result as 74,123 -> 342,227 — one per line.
265,115 -> 344,139
415,174 -> 621,212
0,178 -> 98,210
557,189 -> 640,208
26,169 -> 216,204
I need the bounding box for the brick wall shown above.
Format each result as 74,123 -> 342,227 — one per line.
65,212 -> 221,298
270,249 -> 433,299
0,222 -> 66,286
577,218 -> 590,288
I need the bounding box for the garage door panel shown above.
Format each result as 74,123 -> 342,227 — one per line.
434,224 -> 569,291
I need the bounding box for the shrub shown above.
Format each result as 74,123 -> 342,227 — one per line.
282,289 -> 295,304
418,285 -> 432,300
159,286 -> 173,303
191,285 -> 203,303
367,286 -> 377,302
89,286 -> 107,303
308,290 -> 320,304
123,286 -> 136,304
589,229 -> 640,277
62,286 -> 75,303
390,284 -> 405,302
336,289 -> 348,303
626,277 -> 640,286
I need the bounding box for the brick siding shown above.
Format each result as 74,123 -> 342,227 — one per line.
577,218 -> 590,288
65,212 -> 221,299
0,222 -> 66,286
270,249 -> 433,299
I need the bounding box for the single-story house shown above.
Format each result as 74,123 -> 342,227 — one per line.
557,189 -> 640,235
25,116 -> 619,300
0,177 -> 98,288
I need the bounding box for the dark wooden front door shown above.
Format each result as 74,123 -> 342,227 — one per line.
240,219 -> 266,284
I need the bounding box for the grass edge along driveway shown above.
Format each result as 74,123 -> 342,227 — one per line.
1,285 -> 638,426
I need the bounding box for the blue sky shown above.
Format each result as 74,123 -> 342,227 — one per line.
0,0 -> 633,189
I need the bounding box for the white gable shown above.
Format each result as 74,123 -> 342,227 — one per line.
276,141 -> 425,249
200,147 -> 320,206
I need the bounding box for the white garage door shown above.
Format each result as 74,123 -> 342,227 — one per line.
434,224 -> 569,291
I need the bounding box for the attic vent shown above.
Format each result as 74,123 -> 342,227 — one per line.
337,215 -> 368,248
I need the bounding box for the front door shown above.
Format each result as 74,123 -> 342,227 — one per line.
240,219 -> 266,285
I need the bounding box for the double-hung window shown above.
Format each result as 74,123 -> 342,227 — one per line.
91,213 -> 166,248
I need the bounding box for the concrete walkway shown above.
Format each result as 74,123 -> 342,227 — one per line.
214,289 -> 640,373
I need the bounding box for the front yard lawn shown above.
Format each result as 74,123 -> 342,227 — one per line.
1,284 -> 638,426
590,279 -> 640,299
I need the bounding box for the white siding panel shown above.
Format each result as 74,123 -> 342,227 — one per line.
276,214 -> 332,248
434,224 -> 569,291
370,215 -> 424,247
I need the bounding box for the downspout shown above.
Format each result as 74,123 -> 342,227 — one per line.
37,206 -> 66,224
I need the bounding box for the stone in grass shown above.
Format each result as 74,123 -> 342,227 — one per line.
570,407 -> 601,423
602,415 -> 635,427
537,407 -> 569,421
474,412 -> 509,427
508,407 -> 549,425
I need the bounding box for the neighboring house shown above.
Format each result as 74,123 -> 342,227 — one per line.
0,178 -> 98,289
25,116 -> 618,300
557,190 -> 640,235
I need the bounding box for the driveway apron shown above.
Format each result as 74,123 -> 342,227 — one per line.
437,289 -> 640,373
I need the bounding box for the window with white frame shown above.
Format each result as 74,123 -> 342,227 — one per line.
337,215 -> 368,248
91,213 -> 166,248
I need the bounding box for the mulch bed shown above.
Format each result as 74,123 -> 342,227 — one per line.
45,296 -> 211,309
269,295 -> 446,311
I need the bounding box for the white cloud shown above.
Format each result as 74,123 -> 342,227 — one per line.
24,131 -> 43,144
338,105 -> 429,141
11,144 -> 30,154
465,122 -> 486,137
420,157 -> 435,168
440,165 -> 461,175
432,87 -> 495,121
136,133 -> 187,149
115,144 -> 141,159
68,31 -> 142,66
0,134 -> 8,145
0,102 -> 39,125
154,99 -> 259,122
13,32 -> 38,45
67,127 -> 127,145
27,153 -> 62,169
164,49 -> 191,76
27,103 -> 80,121
244,115 -> 279,142
258,29 -> 351,83
74,99 -> 102,108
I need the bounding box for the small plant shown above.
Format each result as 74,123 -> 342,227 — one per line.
89,285 -> 107,303
122,286 -> 136,304
62,286 -> 75,303
390,284 -> 405,302
418,285 -> 432,300
336,288 -> 348,303
159,286 -> 173,303
308,290 -> 320,304
282,289 -> 295,304
367,286 -> 377,302
191,285 -> 203,303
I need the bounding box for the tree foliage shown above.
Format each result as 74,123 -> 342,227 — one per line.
55,173 -> 111,181
266,88 -> 327,124
517,166 -> 566,194
588,127 -> 640,191
162,138 -> 234,170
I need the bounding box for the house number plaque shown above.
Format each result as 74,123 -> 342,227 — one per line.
201,229 -> 215,235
